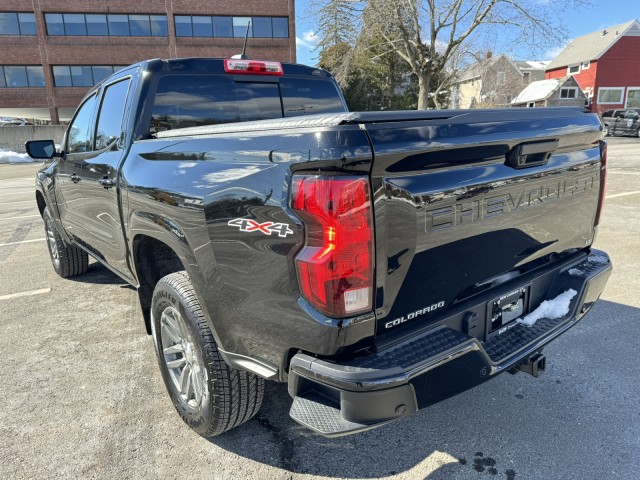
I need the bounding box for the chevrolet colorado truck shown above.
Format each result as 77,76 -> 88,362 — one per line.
27,57 -> 612,438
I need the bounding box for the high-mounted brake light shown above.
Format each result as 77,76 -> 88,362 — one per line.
224,59 -> 283,76
291,175 -> 374,318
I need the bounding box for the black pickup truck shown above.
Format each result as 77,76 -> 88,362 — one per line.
27,57 -> 612,438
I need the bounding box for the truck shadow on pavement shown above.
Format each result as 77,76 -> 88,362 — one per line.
67,261 -> 133,287
209,299 -> 640,479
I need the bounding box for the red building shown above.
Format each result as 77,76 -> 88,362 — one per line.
545,20 -> 640,113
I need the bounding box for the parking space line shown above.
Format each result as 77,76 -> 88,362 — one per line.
0,214 -> 41,220
607,171 -> 640,176
605,191 -> 640,199
0,200 -> 34,206
0,288 -> 51,301
0,238 -> 45,247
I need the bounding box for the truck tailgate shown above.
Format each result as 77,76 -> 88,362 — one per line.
364,109 -> 603,334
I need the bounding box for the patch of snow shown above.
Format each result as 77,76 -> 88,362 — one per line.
517,289 -> 577,327
568,268 -> 584,276
0,149 -> 35,164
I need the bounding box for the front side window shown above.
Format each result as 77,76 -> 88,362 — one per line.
95,79 -> 131,150
67,95 -> 97,154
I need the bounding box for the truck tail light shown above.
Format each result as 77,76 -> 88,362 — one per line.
595,141 -> 607,226
224,59 -> 283,76
291,175 -> 374,318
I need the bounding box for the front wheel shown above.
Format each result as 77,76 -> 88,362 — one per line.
151,271 -> 264,437
604,125 -> 611,136
43,207 -> 88,278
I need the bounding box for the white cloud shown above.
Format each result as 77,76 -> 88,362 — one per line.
544,39 -> 572,60
296,30 -> 317,51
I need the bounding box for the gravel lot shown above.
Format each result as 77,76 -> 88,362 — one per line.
1,137 -> 639,480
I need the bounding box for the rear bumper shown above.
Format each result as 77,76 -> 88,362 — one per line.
287,250 -> 612,437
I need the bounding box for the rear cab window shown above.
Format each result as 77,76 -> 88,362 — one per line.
150,70 -> 346,133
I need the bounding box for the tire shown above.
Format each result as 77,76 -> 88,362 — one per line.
43,207 -> 88,278
604,125 -> 611,136
151,271 -> 264,437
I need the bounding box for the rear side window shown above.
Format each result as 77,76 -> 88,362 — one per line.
150,74 -> 345,132
95,78 -> 131,150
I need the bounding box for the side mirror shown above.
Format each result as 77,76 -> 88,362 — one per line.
25,139 -> 58,159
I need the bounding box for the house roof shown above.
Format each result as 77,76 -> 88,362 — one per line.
457,55 -> 546,82
511,78 -> 568,104
546,20 -> 640,70
515,61 -> 550,70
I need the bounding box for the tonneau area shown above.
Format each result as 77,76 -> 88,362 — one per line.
153,107 -> 591,139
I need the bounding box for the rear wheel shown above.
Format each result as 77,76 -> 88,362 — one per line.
43,207 -> 88,278
151,271 -> 264,437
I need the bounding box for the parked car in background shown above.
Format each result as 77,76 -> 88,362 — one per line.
601,109 -> 640,137
0,118 -> 34,126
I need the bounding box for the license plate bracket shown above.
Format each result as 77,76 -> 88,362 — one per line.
486,286 -> 530,338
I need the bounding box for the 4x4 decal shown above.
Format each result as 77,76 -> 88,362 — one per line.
228,218 -> 294,238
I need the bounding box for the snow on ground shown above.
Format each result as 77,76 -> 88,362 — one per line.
0,148 -> 35,163
517,289 -> 577,327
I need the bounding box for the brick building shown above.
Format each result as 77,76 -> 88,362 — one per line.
0,0 -> 296,123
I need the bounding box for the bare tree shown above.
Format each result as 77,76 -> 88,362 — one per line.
314,0 -> 589,109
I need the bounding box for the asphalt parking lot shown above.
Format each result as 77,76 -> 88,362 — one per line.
1,137 -> 639,480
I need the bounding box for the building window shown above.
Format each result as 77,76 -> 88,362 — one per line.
175,16 -> 289,38
527,102 -> 535,108
52,65 -> 128,87
582,61 -> 590,70
0,66 -> 45,87
597,87 -> 624,105
626,88 -> 640,108
497,71 -> 506,86
560,87 -> 577,99
568,65 -> 580,75
45,13 -> 168,37
0,12 -> 37,35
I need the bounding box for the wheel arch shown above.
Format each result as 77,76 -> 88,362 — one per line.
132,234 -> 189,334
35,190 -> 46,217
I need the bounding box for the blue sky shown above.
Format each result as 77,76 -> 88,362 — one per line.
294,0 -> 639,66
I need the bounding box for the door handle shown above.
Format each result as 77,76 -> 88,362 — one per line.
70,173 -> 81,183
98,177 -> 114,189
